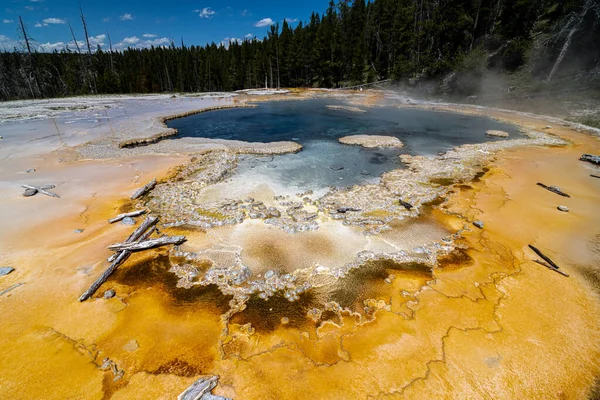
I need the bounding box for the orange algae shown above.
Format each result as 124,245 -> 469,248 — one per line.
0,105 -> 599,400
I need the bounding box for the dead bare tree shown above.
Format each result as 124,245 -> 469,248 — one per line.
68,22 -> 82,54
17,16 -> 40,98
547,0 -> 600,82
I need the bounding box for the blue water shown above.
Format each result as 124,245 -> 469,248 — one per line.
168,99 -> 520,189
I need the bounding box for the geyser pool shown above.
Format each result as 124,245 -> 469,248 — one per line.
167,99 -> 520,191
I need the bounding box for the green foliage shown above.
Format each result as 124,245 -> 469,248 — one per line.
0,0 -> 598,100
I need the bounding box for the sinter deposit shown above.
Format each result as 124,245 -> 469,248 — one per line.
338,135 -> 404,148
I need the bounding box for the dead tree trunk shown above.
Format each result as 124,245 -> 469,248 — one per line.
107,235 -> 186,252
79,216 -> 158,301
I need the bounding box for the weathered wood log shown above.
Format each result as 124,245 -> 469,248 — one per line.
107,216 -> 158,262
337,207 -> 361,213
108,235 -> 186,252
399,199 -> 414,210
130,178 -> 157,200
536,183 -> 570,198
108,209 -> 147,224
533,260 -> 570,277
21,184 -> 60,198
528,244 -> 562,271
178,376 -> 222,400
580,154 -> 600,165
591,174 -> 600,179
80,217 -> 158,301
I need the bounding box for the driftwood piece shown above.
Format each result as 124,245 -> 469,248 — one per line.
108,235 -> 186,252
337,207 -> 361,213
79,216 -> 158,301
534,260 -> 570,277
591,174 -> 600,179
536,183 -> 570,198
178,376 -> 223,400
21,184 -> 60,198
528,244 -> 568,277
399,199 -> 414,210
108,209 -> 147,224
130,178 -> 157,200
108,216 -> 158,262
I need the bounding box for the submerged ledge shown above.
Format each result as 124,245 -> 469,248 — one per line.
118,104 -> 259,148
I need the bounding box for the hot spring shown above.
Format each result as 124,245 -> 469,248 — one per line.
167,99 -> 521,193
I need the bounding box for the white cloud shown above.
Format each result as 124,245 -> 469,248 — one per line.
241,9 -> 250,16
114,35 -> 170,50
120,13 -> 133,21
122,36 -> 140,45
244,33 -> 253,39
34,22 -> 44,27
220,37 -> 242,49
255,18 -> 273,27
195,7 -> 215,18
0,34 -> 19,50
43,17 -> 66,24
142,33 -> 157,38
102,17 -> 110,22
285,18 -> 298,23
3,19 -> 13,23
25,6 -> 34,11
38,41 -> 66,52
145,37 -> 170,46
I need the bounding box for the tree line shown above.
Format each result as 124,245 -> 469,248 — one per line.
1,0 -> 598,100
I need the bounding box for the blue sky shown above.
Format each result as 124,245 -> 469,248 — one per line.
0,0 -> 330,52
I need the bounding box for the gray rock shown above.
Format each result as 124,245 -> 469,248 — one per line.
26,168 -> 36,173
74,229 -> 84,233
121,217 -> 135,225
104,289 -> 116,299
330,165 -> 344,171
360,170 -> 370,175
580,154 -> 600,165
0,267 -> 15,276
23,188 -> 38,197
473,220 -> 484,229
557,205 -> 570,212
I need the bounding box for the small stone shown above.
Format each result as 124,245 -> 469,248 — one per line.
121,217 -> 135,225
473,220 -> 484,229
23,188 -> 38,197
544,125 -> 552,129
330,165 -> 344,171
123,340 -> 139,352
104,289 -> 116,299
557,205 -> 570,212
360,170 -> 370,175
281,317 -> 290,325
74,229 -> 84,233
0,267 -> 15,276
26,168 -> 36,173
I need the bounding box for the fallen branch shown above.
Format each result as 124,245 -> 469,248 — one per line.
108,216 -> 158,262
131,178 -> 157,200
108,235 -> 186,252
591,174 -> 600,179
108,209 -> 147,224
536,183 -> 570,198
79,216 -> 158,301
534,260 -> 570,277
21,184 -> 60,198
528,244 -> 563,271
178,376 -> 219,400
